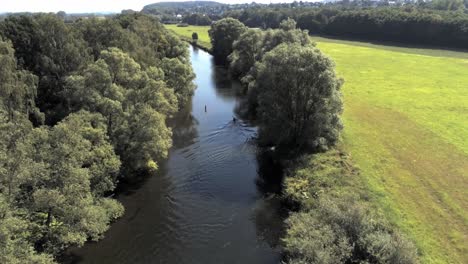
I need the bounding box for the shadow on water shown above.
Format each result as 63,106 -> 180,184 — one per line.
170,101 -> 199,149
212,65 -> 245,101
252,149 -> 288,249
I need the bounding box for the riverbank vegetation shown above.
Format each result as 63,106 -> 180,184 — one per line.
0,13 -> 194,262
209,18 -> 419,264
283,149 -> 418,263
169,23 -> 468,263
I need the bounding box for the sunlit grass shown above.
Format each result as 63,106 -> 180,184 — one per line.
167,25 -> 468,264
322,40 -> 468,264
165,24 -> 211,50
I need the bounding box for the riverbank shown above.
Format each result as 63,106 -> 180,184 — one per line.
66,45 -> 283,264
165,24 -> 468,263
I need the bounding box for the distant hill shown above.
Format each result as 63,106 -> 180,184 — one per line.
142,1 -> 225,14
142,1 -> 227,23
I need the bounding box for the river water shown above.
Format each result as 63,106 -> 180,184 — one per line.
67,46 -> 284,264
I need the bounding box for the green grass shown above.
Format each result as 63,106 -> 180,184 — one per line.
165,25 -> 211,50
168,25 -> 468,264
322,40 -> 468,264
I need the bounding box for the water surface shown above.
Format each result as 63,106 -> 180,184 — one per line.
68,46 -> 284,264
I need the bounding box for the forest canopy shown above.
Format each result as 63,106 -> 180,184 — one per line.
0,13 -> 194,263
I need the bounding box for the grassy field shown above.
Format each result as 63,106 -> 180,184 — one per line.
167,25 -> 468,263
165,25 -> 211,50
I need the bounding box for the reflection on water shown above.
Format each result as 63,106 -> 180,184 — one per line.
65,45 -> 284,264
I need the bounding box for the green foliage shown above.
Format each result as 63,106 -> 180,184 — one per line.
0,38 -> 42,123
115,106 -> 172,172
1,14 -> 91,124
0,12 -> 195,260
192,32 -> 199,42
228,29 -> 264,79
27,111 -> 123,253
226,6 -> 468,49
65,47 -> 179,173
283,150 -> 419,264
161,57 -> 196,106
0,195 -> 55,264
284,197 -> 419,264
229,20 -> 311,81
430,0 -> 465,10
254,43 -> 343,151
209,18 -> 247,64
183,13 -> 212,26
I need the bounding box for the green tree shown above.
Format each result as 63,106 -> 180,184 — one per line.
0,194 -> 55,264
209,18 -> 247,64
192,32 -> 199,43
431,0 -> 464,10
161,57 -> 195,106
228,29 -> 264,79
1,14 -> 91,124
74,18 -> 131,60
26,111 -> 123,253
229,19 -> 312,85
254,43 -> 343,151
0,39 -> 42,122
114,105 -> 172,172
183,13 -> 212,26
279,18 -> 298,31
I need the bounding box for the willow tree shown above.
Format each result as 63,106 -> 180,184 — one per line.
228,29 -> 264,79
209,18 -> 246,64
255,43 -> 343,151
0,39 -> 41,122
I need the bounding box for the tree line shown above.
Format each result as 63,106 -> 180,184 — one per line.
224,6 -> 468,49
209,18 -> 418,263
0,13 -> 194,263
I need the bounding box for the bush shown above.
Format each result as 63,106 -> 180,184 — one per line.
284,196 -> 419,264
283,150 -> 419,264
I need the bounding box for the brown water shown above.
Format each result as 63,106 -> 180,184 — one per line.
66,46 -> 284,264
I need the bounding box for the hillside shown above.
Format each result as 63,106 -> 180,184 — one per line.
142,1 -> 224,14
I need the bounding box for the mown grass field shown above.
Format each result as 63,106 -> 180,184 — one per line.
166,25 -> 468,264
165,25 -> 211,50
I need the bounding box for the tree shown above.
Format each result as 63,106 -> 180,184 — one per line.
209,18 -> 247,64
431,0 -> 464,10
0,194 -> 55,264
0,12 -> 196,260
26,111 -> 123,253
229,19 -> 312,82
0,14 -> 91,124
254,43 -> 343,151
192,32 -> 199,43
0,39 -> 42,122
161,57 -> 195,106
114,105 -> 172,172
183,13 -> 212,26
228,29 -> 264,79
279,18 -> 298,31
65,47 -> 179,174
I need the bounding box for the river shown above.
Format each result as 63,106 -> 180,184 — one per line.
66,46 -> 285,264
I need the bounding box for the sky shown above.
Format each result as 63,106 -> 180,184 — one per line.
0,0 -> 309,13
